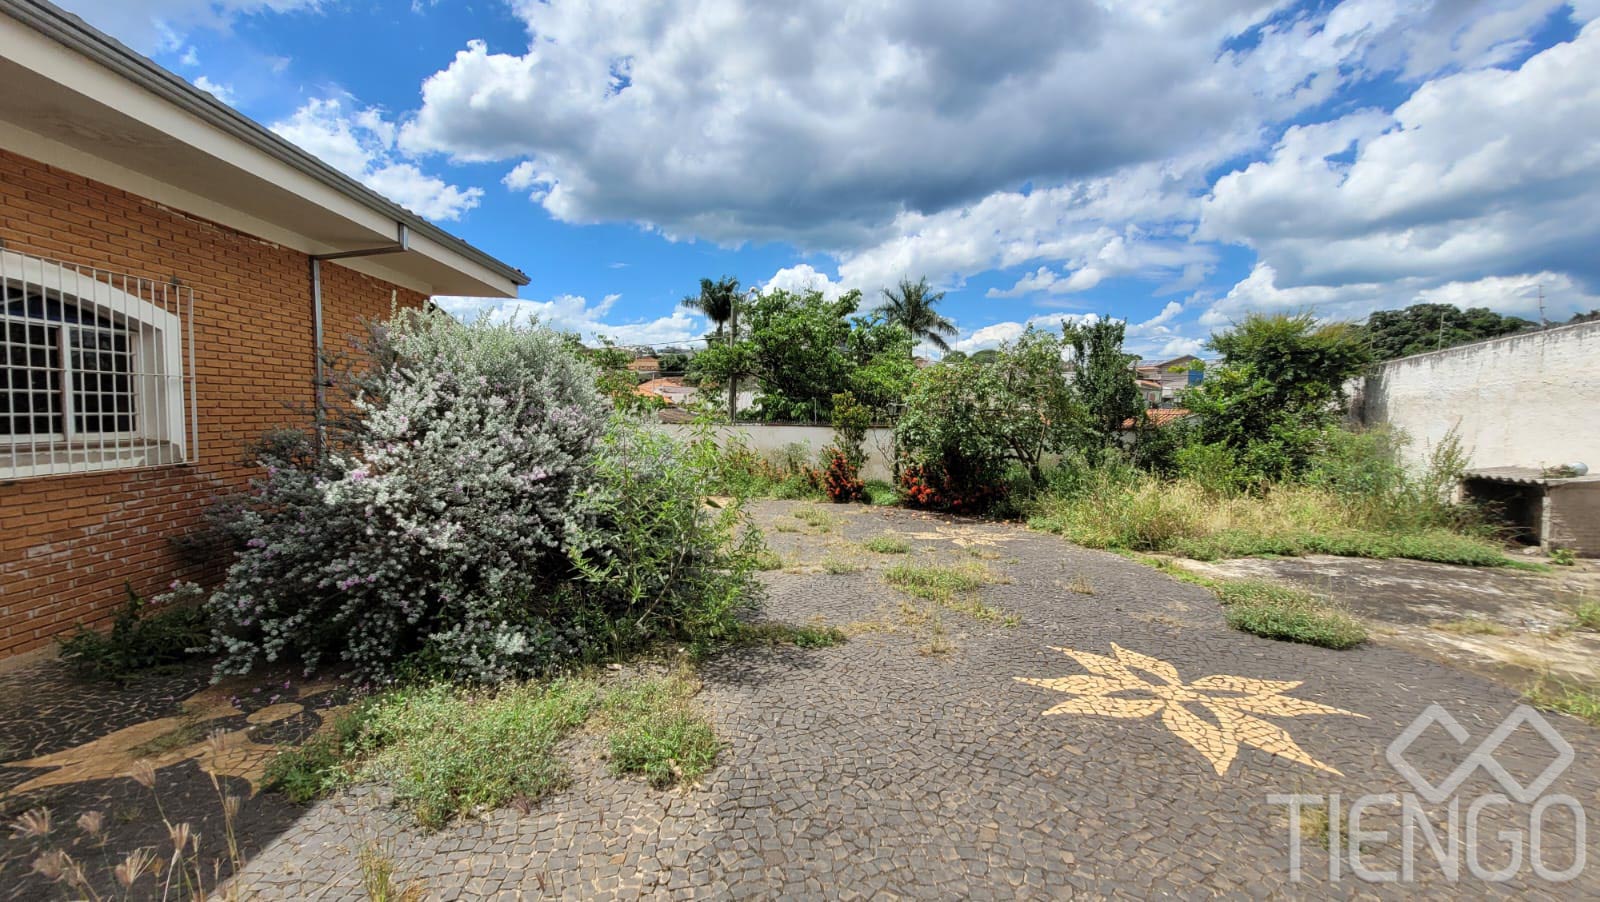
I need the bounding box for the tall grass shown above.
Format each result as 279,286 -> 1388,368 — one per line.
1026,431 -> 1514,567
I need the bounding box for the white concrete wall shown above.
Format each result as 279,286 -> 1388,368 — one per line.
658,423 -> 897,482
1352,320 -> 1600,472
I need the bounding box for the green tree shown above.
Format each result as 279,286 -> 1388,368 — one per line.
743,288 -> 861,421
681,276 -> 741,339
896,327 -> 1084,493
1358,303 -> 1534,361
877,277 -> 957,353
1062,318 -> 1143,455
845,317 -> 916,419
1184,313 -> 1372,483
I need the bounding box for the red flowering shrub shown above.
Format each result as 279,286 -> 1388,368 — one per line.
822,446 -> 865,503
897,459 -> 1003,512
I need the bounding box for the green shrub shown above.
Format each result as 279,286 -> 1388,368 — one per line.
569,426 -> 764,659
58,584 -> 210,681
1552,549 -> 1577,566
600,674 -> 720,788
1214,580 -> 1367,649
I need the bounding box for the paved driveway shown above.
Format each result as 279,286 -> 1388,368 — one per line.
4,500 -> 1596,898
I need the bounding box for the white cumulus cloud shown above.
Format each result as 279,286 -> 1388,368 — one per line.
435,294 -> 704,346
272,98 -> 483,222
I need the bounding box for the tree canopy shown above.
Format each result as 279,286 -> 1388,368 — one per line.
690,287 -> 915,422
1184,313 -> 1371,483
877,277 -> 957,353
896,327 -> 1084,495
681,276 -> 742,337
1358,303 -> 1534,361
1063,318 -> 1143,454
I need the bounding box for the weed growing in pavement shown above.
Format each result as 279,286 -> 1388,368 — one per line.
358,842 -> 426,902
884,562 -> 1015,625
821,555 -> 864,575
862,534 -> 912,554
1573,599 -> 1600,631
1122,554 -> 1367,650
791,506 -> 837,532
16,734 -> 248,900
57,584 -> 210,682
1432,618 -> 1510,636
598,670 -> 720,788
1213,580 -> 1367,650
1524,675 -> 1600,726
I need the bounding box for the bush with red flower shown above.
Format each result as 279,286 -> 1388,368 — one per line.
822,445 -> 866,502
894,328 -> 1087,513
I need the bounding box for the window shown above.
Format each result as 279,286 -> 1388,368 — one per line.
1,250 -> 194,479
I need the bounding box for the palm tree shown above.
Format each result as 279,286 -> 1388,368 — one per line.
681,276 -> 741,339
877,276 -> 956,353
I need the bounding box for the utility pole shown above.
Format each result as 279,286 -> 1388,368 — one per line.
1538,283 -> 1547,327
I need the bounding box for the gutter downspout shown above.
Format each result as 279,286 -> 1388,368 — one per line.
310,223 -> 411,452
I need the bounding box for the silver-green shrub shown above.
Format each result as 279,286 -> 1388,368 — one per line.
203,308 -> 755,682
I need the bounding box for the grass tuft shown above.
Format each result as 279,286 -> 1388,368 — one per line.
862,534 -> 912,555
358,843 -> 426,902
1524,676 -> 1600,726
599,673 -> 719,789
725,620 -> 847,650
358,680 -> 598,829
791,506 -> 836,531
262,706 -> 374,804
1213,580 -> 1367,650
864,480 -> 899,506
1432,618 -> 1510,636
883,562 -> 988,600
820,555 -> 864,574
1574,599 -> 1600,632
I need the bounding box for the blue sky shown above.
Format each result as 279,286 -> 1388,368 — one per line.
62,1 -> 1600,357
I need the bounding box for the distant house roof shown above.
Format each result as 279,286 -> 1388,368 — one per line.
913,356 -> 936,369
1121,408 -> 1192,429
636,376 -> 683,397
1153,354 -> 1201,370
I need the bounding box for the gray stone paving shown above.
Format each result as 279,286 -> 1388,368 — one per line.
4,500 -> 1598,898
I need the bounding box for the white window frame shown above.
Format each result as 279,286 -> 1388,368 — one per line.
2,249 -> 194,479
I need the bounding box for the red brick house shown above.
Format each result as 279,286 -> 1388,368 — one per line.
0,1 -> 526,660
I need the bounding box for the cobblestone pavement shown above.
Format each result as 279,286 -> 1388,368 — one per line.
4,500 -> 1597,898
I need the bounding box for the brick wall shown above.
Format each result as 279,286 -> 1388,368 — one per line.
0,148 -> 428,658
1546,481 -> 1600,557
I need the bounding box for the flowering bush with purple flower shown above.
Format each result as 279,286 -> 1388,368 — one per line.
202,308 -> 757,683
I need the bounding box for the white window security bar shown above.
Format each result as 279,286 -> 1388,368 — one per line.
1,248 -> 196,480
